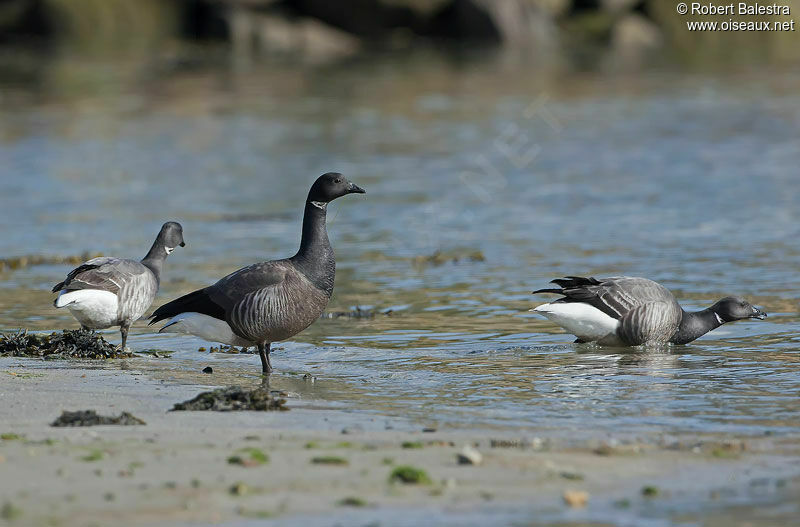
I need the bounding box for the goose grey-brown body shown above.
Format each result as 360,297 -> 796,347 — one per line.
52,222 -> 185,350
150,172 -> 365,374
54,257 -> 158,327
164,259 -> 332,346
533,276 -> 766,346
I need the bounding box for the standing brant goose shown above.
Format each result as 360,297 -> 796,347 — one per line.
53,221 -> 186,350
149,172 -> 365,374
532,276 -> 766,345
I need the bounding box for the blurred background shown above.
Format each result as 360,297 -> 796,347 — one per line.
1,0 -> 799,104
1,0 -> 800,436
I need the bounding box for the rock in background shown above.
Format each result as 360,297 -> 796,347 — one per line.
0,0 -> 797,63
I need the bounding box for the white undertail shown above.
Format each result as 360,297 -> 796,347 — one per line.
159,312 -> 251,347
54,289 -> 119,329
532,302 -> 619,342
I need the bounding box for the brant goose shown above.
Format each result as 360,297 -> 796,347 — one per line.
150,172 -> 365,374
53,221 -> 185,350
532,276 -> 766,345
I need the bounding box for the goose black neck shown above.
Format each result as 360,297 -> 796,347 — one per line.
292,201 -> 335,294
141,236 -> 166,284
670,308 -> 722,344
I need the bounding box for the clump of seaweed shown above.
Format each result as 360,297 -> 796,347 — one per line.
641,485 -> 660,497
171,386 -> 288,412
489,437 -> 545,450
51,410 -> 145,427
337,496 -> 367,507
0,330 -> 129,359
311,456 -> 349,466
320,306 -> 393,319
412,249 -> 485,267
199,345 -> 253,354
0,252 -> 102,273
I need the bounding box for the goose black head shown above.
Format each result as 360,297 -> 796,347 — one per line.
307,172 -> 365,205
159,221 -> 186,255
712,296 -> 767,322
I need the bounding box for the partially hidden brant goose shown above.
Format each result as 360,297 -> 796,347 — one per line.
53,221 -> 186,350
532,276 -> 766,345
149,172 -> 365,374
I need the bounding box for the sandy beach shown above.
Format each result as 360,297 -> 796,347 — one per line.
1,355 -> 798,527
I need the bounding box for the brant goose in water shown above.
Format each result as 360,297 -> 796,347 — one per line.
53,221 -> 186,350
532,276 -> 766,345
150,172 -> 365,374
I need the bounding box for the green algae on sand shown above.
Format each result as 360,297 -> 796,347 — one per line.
228,448 -> 269,467
389,465 -> 432,485
311,456 -> 349,466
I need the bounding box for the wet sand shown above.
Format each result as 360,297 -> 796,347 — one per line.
1,356 -> 798,526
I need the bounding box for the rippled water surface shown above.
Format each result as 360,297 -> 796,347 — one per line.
2,52 -> 800,444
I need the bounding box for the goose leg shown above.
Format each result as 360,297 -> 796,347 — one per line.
120,324 -> 130,351
258,342 -> 272,375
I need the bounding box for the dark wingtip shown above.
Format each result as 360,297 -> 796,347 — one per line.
532,288 -> 564,295
147,310 -> 161,324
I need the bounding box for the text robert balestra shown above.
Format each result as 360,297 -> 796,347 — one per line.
689,3 -> 791,15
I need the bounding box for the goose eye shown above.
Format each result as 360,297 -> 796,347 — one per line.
334,178 -> 342,184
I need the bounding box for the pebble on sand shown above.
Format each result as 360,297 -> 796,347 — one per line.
456,445 -> 483,465
563,489 -> 589,508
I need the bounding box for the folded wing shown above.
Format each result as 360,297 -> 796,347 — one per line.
150,261 -> 289,335
52,257 -> 147,294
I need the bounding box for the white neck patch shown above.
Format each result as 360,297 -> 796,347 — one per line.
310,201 -> 327,210
714,312 -> 724,325
165,246 -> 174,255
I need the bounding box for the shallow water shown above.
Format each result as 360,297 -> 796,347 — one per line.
2,51 -> 800,447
